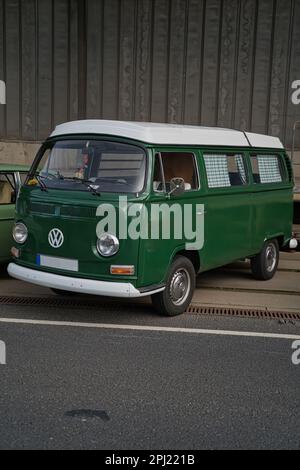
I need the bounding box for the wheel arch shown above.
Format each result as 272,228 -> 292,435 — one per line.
171,248 -> 201,275
264,234 -> 284,249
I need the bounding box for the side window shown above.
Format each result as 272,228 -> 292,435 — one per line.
153,152 -> 199,192
19,173 -> 28,185
203,153 -> 247,188
250,154 -> 284,184
0,173 -> 15,204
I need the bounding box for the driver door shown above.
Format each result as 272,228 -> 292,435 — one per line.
139,150 -> 203,288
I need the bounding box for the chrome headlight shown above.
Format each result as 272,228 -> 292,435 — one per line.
97,233 -> 119,257
13,222 -> 28,244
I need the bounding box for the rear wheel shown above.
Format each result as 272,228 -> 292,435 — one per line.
250,239 -> 279,280
151,256 -> 196,316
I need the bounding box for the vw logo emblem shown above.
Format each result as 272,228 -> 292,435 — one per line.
48,228 -> 64,248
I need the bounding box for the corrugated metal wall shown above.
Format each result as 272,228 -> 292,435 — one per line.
0,0 -> 299,148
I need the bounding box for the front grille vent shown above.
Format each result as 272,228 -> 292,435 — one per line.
30,202 -> 55,215
30,203 -> 95,218
60,206 -> 95,218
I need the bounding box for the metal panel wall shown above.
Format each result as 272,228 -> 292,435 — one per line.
0,0 -> 78,140
0,0 -> 299,148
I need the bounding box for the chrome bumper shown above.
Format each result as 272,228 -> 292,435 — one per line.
7,263 -> 164,298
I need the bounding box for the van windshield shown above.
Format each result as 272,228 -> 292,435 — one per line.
27,139 -> 147,194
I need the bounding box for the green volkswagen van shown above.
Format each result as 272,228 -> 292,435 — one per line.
0,164 -> 29,263
8,121 -> 296,315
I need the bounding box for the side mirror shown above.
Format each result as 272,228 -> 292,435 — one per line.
168,177 -> 186,197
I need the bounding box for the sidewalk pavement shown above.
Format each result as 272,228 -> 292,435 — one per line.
1,251 -> 299,314
193,252 -> 300,313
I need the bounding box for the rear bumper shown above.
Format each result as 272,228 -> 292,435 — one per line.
7,263 -> 165,298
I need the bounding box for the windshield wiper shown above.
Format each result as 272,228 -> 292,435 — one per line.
59,176 -> 101,196
29,171 -> 63,191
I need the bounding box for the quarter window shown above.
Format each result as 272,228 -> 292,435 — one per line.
203,154 -> 247,188
250,154 -> 284,184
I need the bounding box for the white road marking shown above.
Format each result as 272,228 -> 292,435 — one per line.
0,317 -> 299,340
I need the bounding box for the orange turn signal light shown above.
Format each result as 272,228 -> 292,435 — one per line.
110,265 -> 135,276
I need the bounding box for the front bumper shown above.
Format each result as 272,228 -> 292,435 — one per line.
7,263 -> 164,298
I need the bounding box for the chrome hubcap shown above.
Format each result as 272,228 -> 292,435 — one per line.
169,268 -> 191,306
266,243 -> 277,273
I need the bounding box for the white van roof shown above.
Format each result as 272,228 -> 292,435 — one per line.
51,120 -> 284,149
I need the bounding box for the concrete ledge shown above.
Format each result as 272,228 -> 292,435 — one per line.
0,140 -> 41,166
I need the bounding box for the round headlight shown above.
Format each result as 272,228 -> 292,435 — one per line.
13,222 -> 28,244
97,233 -> 119,257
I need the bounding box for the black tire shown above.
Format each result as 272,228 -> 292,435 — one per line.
151,256 -> 196,316
51,288 -> 74,296
250,239 -> 279,280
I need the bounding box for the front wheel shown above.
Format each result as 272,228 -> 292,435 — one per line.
250,239 -> 279,280
151,256 -> 196,316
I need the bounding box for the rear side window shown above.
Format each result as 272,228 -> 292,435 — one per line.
250,154 -> 284,184
203,154 -> 247,188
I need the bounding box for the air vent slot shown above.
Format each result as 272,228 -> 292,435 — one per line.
30,202 -> 55,215
29,203 -> 95,218
60,206 -> 95,218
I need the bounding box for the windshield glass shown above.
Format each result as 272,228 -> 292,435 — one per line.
27,139 -> 147,194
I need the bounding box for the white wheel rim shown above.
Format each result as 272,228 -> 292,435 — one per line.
266,243 -> 277,273
169,268 -> 191,306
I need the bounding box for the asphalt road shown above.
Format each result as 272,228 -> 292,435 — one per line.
0,302 -> 299,450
